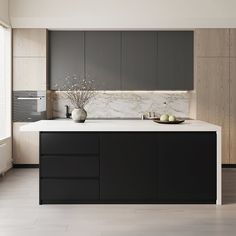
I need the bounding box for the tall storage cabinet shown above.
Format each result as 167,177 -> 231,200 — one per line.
157,31 -> 193,90
196,29 -> 236,164
13,29 -> 48,165
230,29 -> 236,164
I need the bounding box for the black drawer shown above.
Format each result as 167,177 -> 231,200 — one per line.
40,179 -> 99,202
40,132 -> 99,155
40,156 -> 99,178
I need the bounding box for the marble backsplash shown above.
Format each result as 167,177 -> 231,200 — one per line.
51,91 -> 193,119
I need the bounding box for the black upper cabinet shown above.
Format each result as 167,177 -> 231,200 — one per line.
122,32 -> 157,90
85,32 -> 121,90
49,31 -> 85,90
100,133 -> 158,202
49,31 -> 193,90
157,31 -> 193,90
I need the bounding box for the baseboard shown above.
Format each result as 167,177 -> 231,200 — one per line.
222,164 -> 236,168
0,162 -> 12,176
13,164 -> 39,168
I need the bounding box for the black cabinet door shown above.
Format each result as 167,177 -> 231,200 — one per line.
40,132 -> 99,155
157,132 -> 216,203
157,31 -> 193,90
41,179 -> 99,203
85,31 -> 121,90
100,132 -> 158,202
49,31 -> 85,90
122,32 -> 157,90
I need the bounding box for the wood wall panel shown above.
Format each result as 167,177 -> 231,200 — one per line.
13,123 -> 39,164
230,58 -> 236,164
13,29 -> 47,57
13,57 -> 46,91
196,58 -> 230,164
12,29 -> 47,164
196,29 -> 229,57
230,29 -> 236,57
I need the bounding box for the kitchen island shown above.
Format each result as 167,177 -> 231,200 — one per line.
21,119 -> 222,205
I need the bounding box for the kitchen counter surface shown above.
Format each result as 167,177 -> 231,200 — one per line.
20,119 -> 221,132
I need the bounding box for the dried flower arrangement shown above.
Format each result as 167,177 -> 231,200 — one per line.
57,75 -> 96,109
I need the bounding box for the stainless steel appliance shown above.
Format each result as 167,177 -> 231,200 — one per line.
13,91 -> 46,122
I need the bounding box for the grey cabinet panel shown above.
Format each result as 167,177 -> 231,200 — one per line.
122,32 -> 157,90
49,31 -> 193,91
49,31 -> 85,90
85,32 -> 121,90
157,31 -> 193,90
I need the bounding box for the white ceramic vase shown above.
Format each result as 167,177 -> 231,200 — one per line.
71,108 -> 87,123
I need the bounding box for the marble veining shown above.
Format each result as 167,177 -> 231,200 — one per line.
52,91 -> 191,119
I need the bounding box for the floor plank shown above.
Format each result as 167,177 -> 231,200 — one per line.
0,168 -> 235,236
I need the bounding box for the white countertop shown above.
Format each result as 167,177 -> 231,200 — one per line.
20,119 -> 221,132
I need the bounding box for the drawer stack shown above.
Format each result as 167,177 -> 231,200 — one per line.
40,132 -> 100,204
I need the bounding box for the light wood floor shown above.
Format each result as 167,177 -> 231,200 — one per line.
0,168 -> 236,236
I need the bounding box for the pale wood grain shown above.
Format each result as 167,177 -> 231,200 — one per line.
230,58 -> 236,164
13,29 -> 47,57
13,123 -> 39,164
196,29 -> 229,57
230,29 -> 236,57
13,57 -> 46,91
196,58 -> 230,164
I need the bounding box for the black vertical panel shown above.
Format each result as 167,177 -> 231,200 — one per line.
157,31 -> 193,90
100,132 -> 158,202
85,31 -> 121,90
157,132 -> 216,203
122,32 -> 157,90
49,31 -> 85,90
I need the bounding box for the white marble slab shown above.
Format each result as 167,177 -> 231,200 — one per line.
52,91 -> 191,119
21,119 -> 220,132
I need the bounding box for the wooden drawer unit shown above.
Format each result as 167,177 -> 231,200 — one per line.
40,132 -> 99,155
40,179 -> 99,203
40,156 -> 99,178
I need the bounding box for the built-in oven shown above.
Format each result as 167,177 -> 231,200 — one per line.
13,91 -> 47,122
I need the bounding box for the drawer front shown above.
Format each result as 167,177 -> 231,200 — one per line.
40,132 -> 99,155
40,156 -> 99,178
41,179 -> 99,202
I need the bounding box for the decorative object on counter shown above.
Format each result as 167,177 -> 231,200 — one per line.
71,108 -> 87,123
141,111 -> 159,120
154,114 -> 185,124
57,75 -> 96,123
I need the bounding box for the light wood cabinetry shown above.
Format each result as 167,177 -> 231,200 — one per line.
13,29 -> 46,57
13,57 -> 46,91
196,58 -> 230,164
196,29 -> 229,57
13,29 -> 48,164
229,29 -> 236,164
13,29 -> 47,91
195,29 -> 236,164
230,58 -> 236,164
13,123 -> 39,164
230,29 -> 236,57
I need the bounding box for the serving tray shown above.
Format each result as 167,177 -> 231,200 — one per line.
153,119 -> 185,124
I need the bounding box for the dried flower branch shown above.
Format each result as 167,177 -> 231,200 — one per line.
56,75 -> 96,109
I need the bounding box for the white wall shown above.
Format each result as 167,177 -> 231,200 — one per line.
0,0 -> 10,26
9,0 -> 236,29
